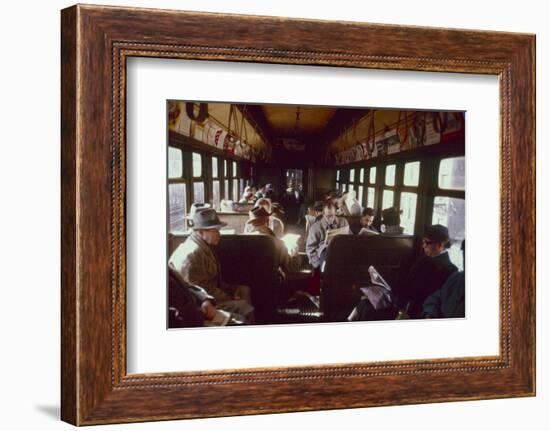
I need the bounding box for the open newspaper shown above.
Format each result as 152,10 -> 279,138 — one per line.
203,309 -> 232,327
359,266 -> 393,310
324,225 -> 350,245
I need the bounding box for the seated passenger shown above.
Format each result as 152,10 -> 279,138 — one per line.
401,224 -> 458,318
168,265 -> 214,328
244,206 -> 289,271
246,197 -> 285,238
306,201 -> 350,270
169,208 -> 254,321
342,190 -> 362,216
239,186 -> 255,204
358,207 -> 379,235
380,207 -> 404,235
168,266 -> 247,327
423,240 -> 465,318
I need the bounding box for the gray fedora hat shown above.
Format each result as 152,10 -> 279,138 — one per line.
191,208 -> 227,230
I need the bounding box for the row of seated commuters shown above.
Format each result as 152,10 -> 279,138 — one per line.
327,226 -> 465,323
206,197 -> 286,238
305,203 -> 405,271
168,207 -> 463,327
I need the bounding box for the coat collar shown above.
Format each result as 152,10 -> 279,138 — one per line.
189,231 -> 219,265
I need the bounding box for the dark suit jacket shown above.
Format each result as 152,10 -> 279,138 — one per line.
168,266 -> 214,328
404,252 -> 458,318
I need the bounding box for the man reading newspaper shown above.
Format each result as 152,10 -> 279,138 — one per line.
348,266 -> 400,321
305,201 -> 350,270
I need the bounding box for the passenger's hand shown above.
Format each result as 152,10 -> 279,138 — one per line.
201,301 -> 217,320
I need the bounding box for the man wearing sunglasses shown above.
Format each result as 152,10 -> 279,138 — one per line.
401,224 -> 458,318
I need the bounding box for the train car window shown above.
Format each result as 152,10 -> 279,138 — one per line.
369,166 -> 377,184
400,192 -> 418,234
439,157 -> 465,191
212,180 -> 220,210
349,168 -> 355,183
403,161 -> 420,186
232,161 -> 237,177
211,156 -> 220,209
223,159 -> 228,177
357,185 -> 364,206
335,181 -> 340,191
385,164 -> 396,186
192,152 -> 202,178
223,175 -> 229,200
359,168 -> 365,183
382,189 -> 394,209
168,183 -> 186,232
367,187 -> 375,207
232,179 -> 239,201
211,156 -> 218,178
432,196 -> 466,270
348,184 -> 355,193
168,147 -> 183,178
336,169 -> 340,182
193,182 -> 205,203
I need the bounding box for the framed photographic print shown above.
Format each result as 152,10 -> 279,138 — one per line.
61,4 -> 535,425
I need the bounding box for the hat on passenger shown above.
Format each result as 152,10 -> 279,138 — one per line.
246,206 -> 271,227
424,224 -> 450,243
313,201 -> 324,212
249,206 -> 270,220
191,208 -> 227,230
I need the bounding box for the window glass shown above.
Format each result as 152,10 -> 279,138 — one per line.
212,180 -> 220,210
367,187 -> 375,208
432,196 -> 466,270
348,184 -> 354,194
211,157 -> 218,178
404,161 -> 420,187
400,192 -> 417,234
335,182 -> 340,191
349,169 -> 355,183
168,183 -> 186,232
192,152 -> 202,178
382,190 -> 394,209
359,168 -> 365,183
224,179 -> 229,200
232,161 -> 237,178
336,170 -> 340,181
224,159 -> 228,177
369,167 -> 377,184
193,182 -> 205,203
385,164 -> 396,186
357,186 -> 364,206
168,147 -> 182,179
439,157 -> 465,190
232,179 -> 239,201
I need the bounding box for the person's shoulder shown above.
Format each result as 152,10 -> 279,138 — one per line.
338,217 -> 349,226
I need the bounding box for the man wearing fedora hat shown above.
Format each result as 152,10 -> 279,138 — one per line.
244,206 -> 290,272
169,208 -> 254,321
400,224 -> 458,318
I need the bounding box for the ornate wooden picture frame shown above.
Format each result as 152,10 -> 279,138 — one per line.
61,4 -> 535,425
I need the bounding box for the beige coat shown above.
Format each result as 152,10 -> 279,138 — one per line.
169,231 -> 231,303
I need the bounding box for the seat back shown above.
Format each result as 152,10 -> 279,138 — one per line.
322,234 -> 415,321
341,215 -> 363,234
217,212 -> 251,233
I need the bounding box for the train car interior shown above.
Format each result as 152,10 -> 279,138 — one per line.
167,101 -> 465,328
